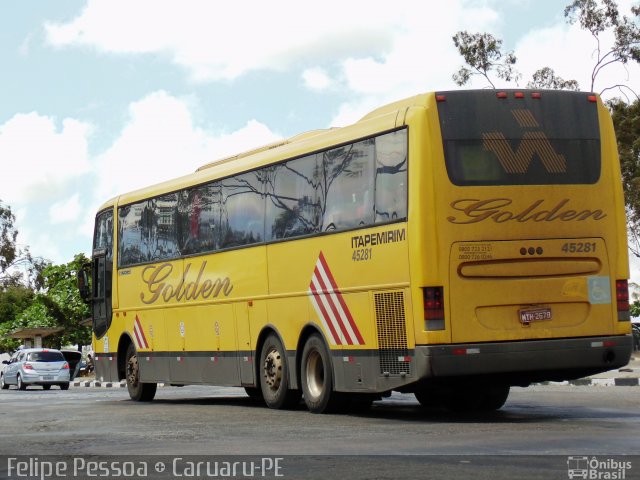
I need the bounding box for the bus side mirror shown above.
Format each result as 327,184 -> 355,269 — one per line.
77,269 -> 91,303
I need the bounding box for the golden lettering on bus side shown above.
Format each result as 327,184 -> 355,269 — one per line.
140,261 -> 234,304
447,198 -> 607,225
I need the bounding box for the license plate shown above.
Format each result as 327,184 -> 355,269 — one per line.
519,307 -> 552,324
41,376 -> 54,381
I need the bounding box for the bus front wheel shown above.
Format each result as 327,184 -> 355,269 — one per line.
125,343 -> 157,402
259,334 -> 300,409
301,334 -> 342,413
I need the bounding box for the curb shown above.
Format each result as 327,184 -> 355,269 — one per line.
72,381 -> 168,388
72,380 -> 126,388
570,377 -> 640,387
540,378 -> 640,387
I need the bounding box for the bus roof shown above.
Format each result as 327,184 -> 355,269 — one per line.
96,92 -> 432,211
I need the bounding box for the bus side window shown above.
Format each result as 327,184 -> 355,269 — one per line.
218,172 -> 265,249
265,154 -> 322,240
321,139 -> 375,231
180,185 -> 220,256
374,130 -> 407,223
152,193 -> 180,262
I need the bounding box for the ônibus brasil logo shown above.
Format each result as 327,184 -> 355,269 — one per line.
567,456 -> 632,479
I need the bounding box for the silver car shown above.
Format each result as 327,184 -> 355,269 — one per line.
1,348 -> 70,390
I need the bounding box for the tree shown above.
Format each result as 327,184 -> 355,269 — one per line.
0,285 -> 34,352
0,200 -> 19,283
0,199 -> 48,289
527,67 -> 580,90
610,98 -> 640,257
38,254 -> 92,348
452,32 -> 520,88
564,0 -> 640,95
0,254 -> 91,352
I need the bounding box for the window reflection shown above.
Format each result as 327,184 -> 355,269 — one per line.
219,172 -> 265,249
266,154 -> 322,240
94,209 -> 114,260
117,129 -> 408,267
375,130 -> 408,222
321,139 -> 375,232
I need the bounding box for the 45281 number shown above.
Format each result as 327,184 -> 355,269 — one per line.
352,248 -> 372,262
561,242 -> 596,253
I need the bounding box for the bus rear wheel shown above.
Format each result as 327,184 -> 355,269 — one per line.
301,334 -> 343,414
415,384 -> 510,412
446,385 -> 510,412
259,334 -> 300,409
125,343 -> 157,402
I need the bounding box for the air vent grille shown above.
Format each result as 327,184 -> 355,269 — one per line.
375,291 -> 410,375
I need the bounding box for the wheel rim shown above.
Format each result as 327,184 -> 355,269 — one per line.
263,348 -> 283,391
127,353 -> 139,388
17,376 -> 22,389
305,350 -> 325,399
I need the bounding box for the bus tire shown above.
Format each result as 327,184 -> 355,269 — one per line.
445,384 -> 509,412
301,334 -> 341,414
414,387 -> 443,408
259,334 -> 300,409
478,385 -> 510,411
125,343 -> 157,402
244,386 -> 264,404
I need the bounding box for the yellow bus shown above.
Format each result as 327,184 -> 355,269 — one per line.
85,89 -> 633,413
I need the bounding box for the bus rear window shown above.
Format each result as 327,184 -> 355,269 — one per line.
436,90 -> 601,186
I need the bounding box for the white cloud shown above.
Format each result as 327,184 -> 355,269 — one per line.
0,113 -> 91,204
94,90 -> 281,200
302,67 -> 334,91
5,92 -> 282,264
44,0 -> 400,82
49,193 -> 82,224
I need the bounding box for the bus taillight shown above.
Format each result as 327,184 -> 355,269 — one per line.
616,280 -> 630,321
424,287 -> 445,330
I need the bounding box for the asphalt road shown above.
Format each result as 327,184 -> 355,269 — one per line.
0,385 -> 639,479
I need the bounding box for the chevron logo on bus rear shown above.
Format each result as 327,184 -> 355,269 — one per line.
133,315 -> 149,350
308,251 -> 364,346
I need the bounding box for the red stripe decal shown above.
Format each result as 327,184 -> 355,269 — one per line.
313,262 -> 351,344
318,253 -> 364,345
308,251 -> 363,346
309,276 -> 342,345
132,315 -> 149,349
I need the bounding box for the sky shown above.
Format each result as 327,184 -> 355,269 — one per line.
1,0 -> 639,281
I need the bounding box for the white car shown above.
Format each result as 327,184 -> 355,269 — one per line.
1,348 -> 70,390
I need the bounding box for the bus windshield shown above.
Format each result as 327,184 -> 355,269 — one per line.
437,90 -> 601,186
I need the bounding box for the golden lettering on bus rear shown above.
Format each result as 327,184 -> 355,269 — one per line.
140,261 -> 233,304
447,198 -> 607,225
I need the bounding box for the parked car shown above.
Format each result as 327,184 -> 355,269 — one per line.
61,350 -> 83,380
1,348 -> 70,390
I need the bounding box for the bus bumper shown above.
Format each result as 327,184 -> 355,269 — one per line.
416,335 -> 633,384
